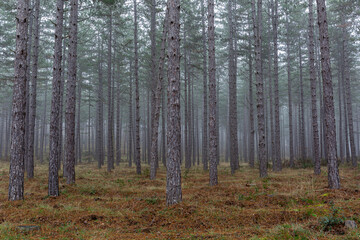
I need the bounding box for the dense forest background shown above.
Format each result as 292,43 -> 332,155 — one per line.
1,0 -> 360,191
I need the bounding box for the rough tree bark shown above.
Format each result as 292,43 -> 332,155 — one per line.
107,10 -> 114,172
8,0 -> 29,201
48,0 -> 64,197
252,0 -> 267,177
134,0 -> 141,175
208,0 -> 218,185
166,0 -> 182,205
64,0 -> 79,184
26,0 -> 40,179
150,5 -> 168,180
308,0 -> 320,175
201,0 -> 208,171
316,0 -> 340,189
228,0 -> 239,175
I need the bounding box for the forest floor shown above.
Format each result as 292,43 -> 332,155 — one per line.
0,162 -> 360,239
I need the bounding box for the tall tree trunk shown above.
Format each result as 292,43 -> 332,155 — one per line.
248,17 -> 255,168
285,8 -> 294,168
39,80 -> 48,164
134,0 -> 141,175
8,0 -> 29,201
316,0 -> 340,189
166,0 -> 182,205
96,37 -> 104,169
48,0 -> 64,196
299,38 -> 306,162
201,0 -> 208,171
252,0 -> 267,177
76,75 -> 82,164
64,0 -> 79,184
107,10 -> 114,172
228,0 -> 239,175
150,5 -> 168,180
208,0 -> 218,185
26,0 -> 40,179
25,0 -> 34,173
272,0 -> 281,171
184,29 -> 190,169
308,0 -> 320,175
341,16 -> 357,167
128,60 -> 133,167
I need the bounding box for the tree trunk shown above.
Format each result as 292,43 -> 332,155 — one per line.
201,0 -> 208,171
341,16 -> 357,167
208,0 -> 218,185
308,0 -> 320,175
252,0 -> 267,177
48,0 -> 64,196
8,0 -> 29,201
134,0 -> 141,175
228,0 -> 239,175
64,0 -> 79,185
166,0 -> 182,205
26,0 -> 40,179
316,0 -> 340,189
285,8 -> 294,168
248,17 -> 255,168
107,10 -> 114,172
96,37 -> 104,169
272,0 -> 281,171
150,5 -> 168,180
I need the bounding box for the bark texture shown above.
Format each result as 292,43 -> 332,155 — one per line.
166,0 -> 182,205
64,0 -> 79,185
308,0 -> 320,175
208,0 -> 218,185
8,0 -> 29,201
48,0 -> 64,196
316,0 -> 340,189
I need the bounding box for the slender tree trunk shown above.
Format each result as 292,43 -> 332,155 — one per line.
308,0 -> 320,175
128,61 -> 133,167
285,8 -> 294,168
150,6 -> 168,180
8,0 -> 29,201
341,17 -> 357,167
48,0 -> 64,196
76,75 -> 82,164
134,0 -> 141,175
252,0 -> 267,177
96,37 -> 104,169
201,0 -> 208,171
39,81 -> 48,164
26,0 -> 40,179
64,0 -> 79,185
208,0 -> 218,185
248,18 -> 255,168
166,0 -> 182,205
316,0 -> 340,189
24,0 -> 34,173
107,10 -> 114,172
228,0 -> 239,175
299,38 -> 306,161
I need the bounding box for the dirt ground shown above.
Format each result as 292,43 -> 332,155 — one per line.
0,162 -> 360,239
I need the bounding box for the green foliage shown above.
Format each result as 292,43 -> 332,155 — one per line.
145,197 -> 159,205
319,202 -> 345,231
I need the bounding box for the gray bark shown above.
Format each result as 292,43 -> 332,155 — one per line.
48,0 -> 64,196
64,0 -> 79,184
208,0 -> 218,185
8,0 -> 29,201
166,0 -> 182,205
316,0 -> 340,189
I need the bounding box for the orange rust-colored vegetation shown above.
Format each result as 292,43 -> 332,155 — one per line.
0,162 -> 360,239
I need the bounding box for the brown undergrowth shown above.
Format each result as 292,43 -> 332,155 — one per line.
0,162 -> 360,239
